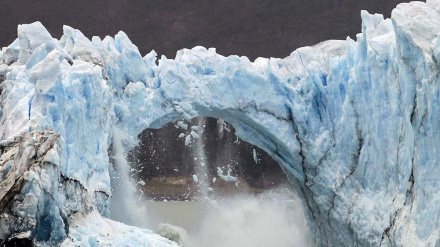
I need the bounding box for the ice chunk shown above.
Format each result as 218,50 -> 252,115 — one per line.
192,174 -> 198,183
252,149 -> 258,164
23,170 -> 36,181
184,135 -> 191,146
61,211 -> 177,246
17,21 -> 68,64
176,121 -> 188,130
156,223 -> 188,246
44,148 -> 60,166
190,131 -> 200,139
61,25 -> 103,65
217,167 -> 238,183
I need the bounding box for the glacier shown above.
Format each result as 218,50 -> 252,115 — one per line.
1,0 -> 440,246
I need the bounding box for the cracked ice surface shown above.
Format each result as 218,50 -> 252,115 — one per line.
0,0 -> 440,246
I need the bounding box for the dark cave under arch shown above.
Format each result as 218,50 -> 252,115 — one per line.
118,101 -> 319,239
130,116 -> 292,200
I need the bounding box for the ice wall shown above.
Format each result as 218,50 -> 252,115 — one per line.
0,0 -> 440,246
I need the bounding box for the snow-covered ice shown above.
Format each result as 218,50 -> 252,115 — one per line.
60,211 -> 177,247
0,1 -> 440,246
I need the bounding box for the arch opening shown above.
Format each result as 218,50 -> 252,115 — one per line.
130,116 -> 291,201
114,116 -> 313,246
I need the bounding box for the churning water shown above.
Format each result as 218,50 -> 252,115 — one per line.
145,187 -> 311,247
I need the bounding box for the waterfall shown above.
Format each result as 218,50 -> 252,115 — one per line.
192,117 -> 210,200
109,127 -> 147,226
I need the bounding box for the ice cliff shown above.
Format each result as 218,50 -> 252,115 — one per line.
1,0 -> 440,246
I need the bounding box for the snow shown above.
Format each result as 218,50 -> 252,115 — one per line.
0,0 -> 440,246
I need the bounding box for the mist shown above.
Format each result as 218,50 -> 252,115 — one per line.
109,127 -> 148,227
147,186 -> 311,247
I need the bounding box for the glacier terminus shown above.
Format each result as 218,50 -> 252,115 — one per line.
1,0 -> 440,246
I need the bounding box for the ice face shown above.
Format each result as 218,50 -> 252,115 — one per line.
0,1 -> 440,246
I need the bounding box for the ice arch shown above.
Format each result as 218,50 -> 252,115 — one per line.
113,45 -> 321,237
1,1 -> 440,246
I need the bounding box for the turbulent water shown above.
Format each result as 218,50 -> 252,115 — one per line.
146,187 -> 310,247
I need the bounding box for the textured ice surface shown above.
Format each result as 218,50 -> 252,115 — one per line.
60,211 -> 177,247
0,0 -> 440,246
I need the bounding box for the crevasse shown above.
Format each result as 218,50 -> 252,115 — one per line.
0,0 -> 440,246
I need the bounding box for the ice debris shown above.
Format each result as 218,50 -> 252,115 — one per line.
217,166 -> 238,183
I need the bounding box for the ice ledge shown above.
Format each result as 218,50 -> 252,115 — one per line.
61,211 -> 177,247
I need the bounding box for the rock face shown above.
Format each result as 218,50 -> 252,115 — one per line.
0,1 -> 440,246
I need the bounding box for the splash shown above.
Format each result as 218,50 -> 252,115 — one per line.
145,186 -> 311,247
185,187 -> 311,247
